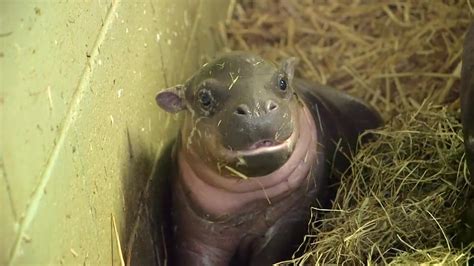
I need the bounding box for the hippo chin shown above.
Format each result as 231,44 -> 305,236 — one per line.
155,52 -> 383,265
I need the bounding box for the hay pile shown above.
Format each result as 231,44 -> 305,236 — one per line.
221,0 -> 472,117
222,0 -> 474,264
285,104 -> 473,264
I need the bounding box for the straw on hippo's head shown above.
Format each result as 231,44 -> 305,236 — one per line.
156,52 -> 302,177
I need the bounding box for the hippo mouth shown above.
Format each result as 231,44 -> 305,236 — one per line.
250,139 -> 280,149
182,105 -> 309,177
205,104 -> 303,176
220,130 -> 298,160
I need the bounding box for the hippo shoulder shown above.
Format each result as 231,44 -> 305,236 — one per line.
294,78 -> 383,145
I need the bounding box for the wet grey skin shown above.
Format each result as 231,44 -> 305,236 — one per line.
155,52 -> 383,265
459,22 -> 474,248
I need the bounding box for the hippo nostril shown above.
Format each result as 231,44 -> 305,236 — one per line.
266,100 -> 278,112
235,104 -> 250,116
269,102 -> 277,111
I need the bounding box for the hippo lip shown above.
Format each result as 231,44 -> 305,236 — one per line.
249,139 -> 280,149
220,131 -> 297,159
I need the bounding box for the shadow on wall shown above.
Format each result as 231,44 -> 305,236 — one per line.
119,126 -> 175,266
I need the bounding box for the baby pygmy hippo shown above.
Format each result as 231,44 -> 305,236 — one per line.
155,52 -> 382,265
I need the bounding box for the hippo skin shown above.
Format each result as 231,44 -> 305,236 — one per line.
155,52 -> 383,265
462,22 -> 474,181
459,22 -> 474,247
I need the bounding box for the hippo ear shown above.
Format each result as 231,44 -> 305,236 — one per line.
281,57 -> 299,81
155,85 -> 186,113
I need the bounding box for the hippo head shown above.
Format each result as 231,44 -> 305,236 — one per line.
156,52 -> 302,177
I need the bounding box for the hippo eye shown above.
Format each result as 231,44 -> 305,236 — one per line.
198,89 -> 213,109
279,78 -> 288,91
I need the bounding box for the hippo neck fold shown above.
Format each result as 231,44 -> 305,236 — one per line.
178,105 -> 318,216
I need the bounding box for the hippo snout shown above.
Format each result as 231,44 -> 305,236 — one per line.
234,100 -> 279,117
219,100 -> 293,151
